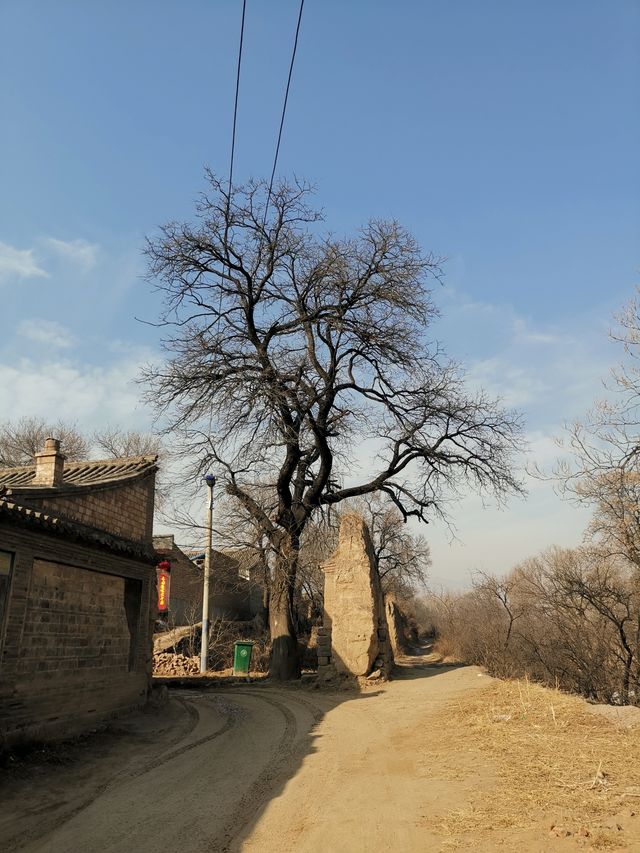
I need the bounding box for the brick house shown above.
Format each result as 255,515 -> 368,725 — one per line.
153,535 -> 265,625
0,438 -> 158,746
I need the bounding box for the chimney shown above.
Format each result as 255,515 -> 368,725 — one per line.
33,437 -> 66,487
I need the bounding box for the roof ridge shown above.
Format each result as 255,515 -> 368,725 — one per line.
0,454 -> 158,490
64,453 -> 158,469
0,453 -> 158,475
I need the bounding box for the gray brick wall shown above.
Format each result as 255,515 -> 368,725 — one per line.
0,523 -> 155,745
37,476 -> 155,543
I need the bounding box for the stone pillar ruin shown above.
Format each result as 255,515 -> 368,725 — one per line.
319,513 -> 393,681
385,596 -> 407,658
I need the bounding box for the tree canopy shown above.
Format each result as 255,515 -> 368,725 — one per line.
144,172 -> 524,678
0,417 -> 90,466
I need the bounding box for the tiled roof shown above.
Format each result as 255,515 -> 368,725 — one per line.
0,494 -> 156,561
0,455 -> 158,490
224,547 -> 262,573
181,545 -> 261,579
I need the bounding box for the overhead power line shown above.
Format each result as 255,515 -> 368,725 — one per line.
212,0 -> 247,362
227,0 -> 247,208
264,0 -> 306,225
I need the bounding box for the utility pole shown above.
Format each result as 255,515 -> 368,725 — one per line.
200,473 -> 216,673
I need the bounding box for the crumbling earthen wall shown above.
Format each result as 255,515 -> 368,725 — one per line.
320,513 -> 393,680
385,596 -> 408,658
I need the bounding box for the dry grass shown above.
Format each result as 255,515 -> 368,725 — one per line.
428,677 -> 640,849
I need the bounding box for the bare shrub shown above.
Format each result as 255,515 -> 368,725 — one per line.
431,547 -> 640,704
201,619 -> 269,672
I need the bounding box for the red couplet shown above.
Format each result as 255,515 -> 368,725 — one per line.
156,560 -> 171,612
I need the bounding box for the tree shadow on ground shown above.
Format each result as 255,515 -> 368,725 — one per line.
223,646 -> 473,851
219,648 -> 383,852
0,647 -> 470,852
221,686 -> 383,852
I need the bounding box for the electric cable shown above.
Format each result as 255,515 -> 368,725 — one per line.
263,0 -> 306,227
227,0 -> 247,210
216,0 -> 247,322
208,0 -> 247,456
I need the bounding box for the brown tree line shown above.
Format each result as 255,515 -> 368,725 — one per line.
0,417 -> 162,466
429,548 -> 640,704
430,292 -> 640,705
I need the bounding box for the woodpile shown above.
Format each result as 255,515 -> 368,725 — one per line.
153,652 -> 200,676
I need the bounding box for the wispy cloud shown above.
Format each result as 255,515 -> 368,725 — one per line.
511,316 -> 574,346
17,318 -> 76,349
45,237 -> 99,272
438,288 -> 613,421
0,355 -> 151,429
0,241 -> 48,283
466,357 -> 551,407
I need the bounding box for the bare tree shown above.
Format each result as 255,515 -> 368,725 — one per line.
93,426 -> 167,510
549,550 -> 640,703
216,492 -> 429,630
555,291 -> 640,568
143,172 -> 524,679
93,427 -> 163,459
296,515 -> 338,625
474,570 -> 525,649
0,417 -> 90,466
431,547 -> 640,704
350,493 -> 431,599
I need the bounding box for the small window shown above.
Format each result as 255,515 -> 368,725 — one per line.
0,550 -> 14,640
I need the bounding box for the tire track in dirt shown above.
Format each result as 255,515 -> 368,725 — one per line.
264,689 -> 324,725
124,698 -> 238,781
6,689 -> 324,853
4,696 -> 232,852
210,691 -> 300,853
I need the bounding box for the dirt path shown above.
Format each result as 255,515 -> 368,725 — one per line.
237,654 -> 493,852
1,651 -> 498,852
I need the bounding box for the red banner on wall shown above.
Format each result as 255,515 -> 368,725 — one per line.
156,560 -> 171,612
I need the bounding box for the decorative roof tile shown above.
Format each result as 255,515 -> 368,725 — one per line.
0,455 -> 158,490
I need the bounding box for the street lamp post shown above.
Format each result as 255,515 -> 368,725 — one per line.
200,473 -> 216,673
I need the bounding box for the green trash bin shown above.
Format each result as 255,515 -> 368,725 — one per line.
233,641 -> 254,677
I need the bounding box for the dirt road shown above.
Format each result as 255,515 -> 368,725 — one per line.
0,656 -> 496,852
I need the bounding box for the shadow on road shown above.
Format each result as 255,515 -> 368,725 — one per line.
0,645 -> 474,853
392,643 -> 468,681
222,682 -> 382,853
0,674 -> 384,853
225,646 -> 471,852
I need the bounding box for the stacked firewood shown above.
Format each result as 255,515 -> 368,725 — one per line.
153,652 -> 200,676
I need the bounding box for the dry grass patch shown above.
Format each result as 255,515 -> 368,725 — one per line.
429,678 -> 640,848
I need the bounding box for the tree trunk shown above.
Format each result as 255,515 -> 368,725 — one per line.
622,653 -> 633,704
257,582 -> 270,631
268,534 -> 301,680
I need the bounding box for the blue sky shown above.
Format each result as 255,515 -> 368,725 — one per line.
1,1 -> 638,585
